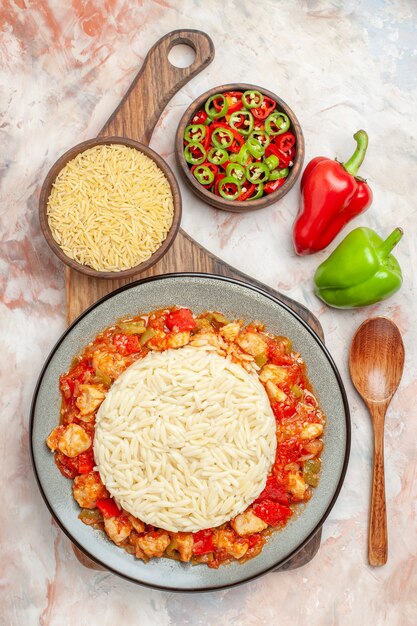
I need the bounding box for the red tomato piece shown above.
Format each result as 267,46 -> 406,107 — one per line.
252,500 -> 292,526
271,400 -> 297,420
274,437 -> 303,467
254,475 -> 289,505
267,341 -> 293,366
112,333 -> 141,355
77,450 -> 95,474
165,308 -> 196,332
59,361 -> 93,400
96,498 -> 122,518
192,529 -> 214,555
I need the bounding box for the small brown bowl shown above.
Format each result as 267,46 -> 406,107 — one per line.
39,136 -> 182,279
175,83 -> 304,213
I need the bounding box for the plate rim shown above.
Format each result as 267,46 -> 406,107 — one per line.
29,272 -> 351,592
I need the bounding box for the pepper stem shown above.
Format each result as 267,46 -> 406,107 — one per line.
343,130 -> 369,177
379,227 -> 404,258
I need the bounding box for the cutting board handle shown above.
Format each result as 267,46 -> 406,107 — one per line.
99,29 -> 215,144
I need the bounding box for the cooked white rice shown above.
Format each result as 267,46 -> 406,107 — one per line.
94,346 -> 276,532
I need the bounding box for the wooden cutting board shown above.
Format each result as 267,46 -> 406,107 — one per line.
66,29 -> 322,573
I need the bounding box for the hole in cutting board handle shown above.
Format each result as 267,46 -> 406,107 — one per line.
168,44 -> 196,68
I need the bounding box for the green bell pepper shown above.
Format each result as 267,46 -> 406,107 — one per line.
314,227 -> 404,308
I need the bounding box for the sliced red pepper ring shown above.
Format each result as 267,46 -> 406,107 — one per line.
264,177 -> 287,194
212,172 -> 226,196
191,110 -> 209,126
238,182 -> 256,201
275,131 -> 296,153
252,95 -> 276,120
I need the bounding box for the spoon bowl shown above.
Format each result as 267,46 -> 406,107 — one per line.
349,316 -> 404,566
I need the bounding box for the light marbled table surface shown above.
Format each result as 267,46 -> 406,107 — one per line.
1,1 -> 416,624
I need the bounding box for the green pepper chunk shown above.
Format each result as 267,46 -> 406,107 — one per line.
246,162 -> 270,183
291,384 -> 303,398
246,137 -> 265,159
249,129 -> 271,148
314,227 -> 404,308
270,166 -> 289,180
139,327 -> 156,346
303,459 -> 321,487
242,90 -> 264,109
236,144 -> 252,167
207,147 -> 228,165
211,127 -> 234,149
118,321 -> 146,334
193,165 -> 215,186
226,162 -> 246,183
184,124 -> 207,142
184,142 -> 206,165
218,176 -> 241,200
229,110 -> 254,136
265,111 -> 290,136
205,93 -> 228,119
264,155 -> 279,171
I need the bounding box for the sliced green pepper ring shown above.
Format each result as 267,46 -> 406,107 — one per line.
269,166 -> 289,180
229,110 -> 254,136
184,142 -> 207,165
246,137 -> 266,159
248,182 -> 264,200
205,93 -> 228,119
246,162 -> 270,183
184,124 -> 207,142
236,144 -> 252,166
211,127 -> 234,149
264,154 -> 279,171
207,147 -> 228,165
193,165 -> 215,186
226,162 -> 246,182
218,176 -> 241,200
249,129 -> 271,148
265,111 -> 290,136
242,90 -> 264,109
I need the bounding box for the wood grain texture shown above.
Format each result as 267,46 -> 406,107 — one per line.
349,316 -> 405,567
175,83 -> 304,212
66,29 -> 323,573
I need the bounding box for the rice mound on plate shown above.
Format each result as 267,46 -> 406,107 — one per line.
94,346 -> 277,532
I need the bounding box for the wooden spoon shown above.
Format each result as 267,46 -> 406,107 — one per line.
349,317 -> 404,566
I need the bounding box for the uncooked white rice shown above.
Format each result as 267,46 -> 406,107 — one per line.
94,346 -> 276,532
46,144 -> 174,272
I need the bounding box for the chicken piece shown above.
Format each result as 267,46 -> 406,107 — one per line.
231,509 -> 268,536
215,529 -> 249,559
220,321 -> 242,343
46,425 -> 66,451
259,363 -> 288,385
190,331 -> 220,349
137,532 -> 171,558
166,331 -> 190,349
57,424 -> 91,458
75,384 -> 106,417
92,350 -> 126,380
128,514 -> 145,534
288,472 -> 307,500
235,331 -> 267,357
300,423 -> 324,440
265,380 -> 287,403
104,515 -> 132,545
175,532 -> 194,562
73,471 -> 109,509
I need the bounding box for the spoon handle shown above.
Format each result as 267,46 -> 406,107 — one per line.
368,404 -> 388,566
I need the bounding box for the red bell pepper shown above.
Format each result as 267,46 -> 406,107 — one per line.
192,529 -> 214,555
252,95 -> 276,120
293,130 -> 373,255
264,178 -> 286,194
96,498 -> 122,518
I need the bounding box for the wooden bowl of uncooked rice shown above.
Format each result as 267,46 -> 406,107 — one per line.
39,137 -> 181,278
